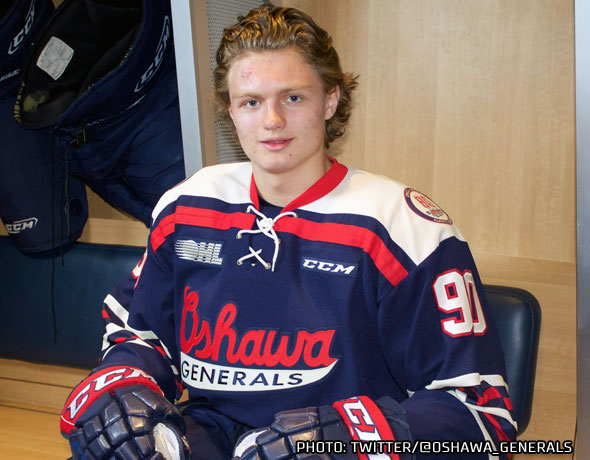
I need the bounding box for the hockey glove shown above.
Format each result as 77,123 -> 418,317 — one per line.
60,366 -> 190,460
233,395 -> 415,460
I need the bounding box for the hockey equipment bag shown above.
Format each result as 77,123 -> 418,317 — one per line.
0,0 -> 89,255
14,0 -> 186,227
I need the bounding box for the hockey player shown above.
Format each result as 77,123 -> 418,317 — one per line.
60,4 -> 517,460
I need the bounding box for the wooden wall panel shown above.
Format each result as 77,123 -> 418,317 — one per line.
283,0 -> 576,449
79,188 -> 148,246
286,0 -> 575,262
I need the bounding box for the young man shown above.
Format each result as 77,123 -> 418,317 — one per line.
60,5 -> 517,460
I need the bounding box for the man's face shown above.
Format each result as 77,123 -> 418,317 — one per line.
228,47 -> 339,181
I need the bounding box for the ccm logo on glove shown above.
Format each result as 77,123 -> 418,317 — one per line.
60,366 -> 162,435
333,396 -> 397,443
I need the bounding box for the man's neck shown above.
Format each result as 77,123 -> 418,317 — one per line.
253,156 -> 332,208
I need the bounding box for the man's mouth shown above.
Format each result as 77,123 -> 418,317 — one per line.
260,138 -> 293,151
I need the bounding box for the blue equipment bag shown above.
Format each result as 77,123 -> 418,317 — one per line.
9,0 -> 185,245
0,0 -> 89,255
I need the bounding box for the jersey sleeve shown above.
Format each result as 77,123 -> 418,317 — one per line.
97,208 -> 183,403
378,236 -> 517,456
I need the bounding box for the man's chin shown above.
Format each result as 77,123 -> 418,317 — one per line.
251,155 -> 297,175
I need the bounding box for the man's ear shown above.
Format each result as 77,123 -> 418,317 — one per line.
325,86 -> 340,120
228,104 -> 234,123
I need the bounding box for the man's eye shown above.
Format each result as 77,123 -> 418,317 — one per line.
245,100 -> 258,107
287,95 -> 301,103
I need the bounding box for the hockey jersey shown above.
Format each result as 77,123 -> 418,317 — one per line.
99,159 -> 517,457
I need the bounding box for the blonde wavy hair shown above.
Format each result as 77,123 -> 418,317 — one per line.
213,3 -> 358,148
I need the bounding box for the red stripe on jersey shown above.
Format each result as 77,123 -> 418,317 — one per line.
461,385 -> 516,448
283,158 -> 348,212
474,386 -> 515,414
249,174 -> 258,209
150,203 -> 408,286
175,379 -> 186,394
475,386 -> 503,406
477,390 -> 514,446
150,207 -> 256,251
150,192 -> 408,286
154,345 -> 169,359
483,411 -> 513,444
275,217 -> 408,286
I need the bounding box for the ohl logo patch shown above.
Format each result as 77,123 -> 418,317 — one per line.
175,239 -> 223,266
404,188 -> 452,225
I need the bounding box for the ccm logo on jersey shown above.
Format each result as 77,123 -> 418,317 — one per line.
333,396 -> 399,460
301,257 -> 356,276
60,366 -> 162,435
5,217 -> 38,234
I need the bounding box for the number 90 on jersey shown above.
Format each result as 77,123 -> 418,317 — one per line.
433,270 -> 487,337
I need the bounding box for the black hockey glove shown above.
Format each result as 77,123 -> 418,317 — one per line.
232,395 -> 415,460
60,366 -> 190,460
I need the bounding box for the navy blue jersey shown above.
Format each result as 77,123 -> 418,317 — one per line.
99,159 -> 517,454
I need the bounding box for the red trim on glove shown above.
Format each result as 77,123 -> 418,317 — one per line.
60,366 -> 162,435
333,395 -> 400,460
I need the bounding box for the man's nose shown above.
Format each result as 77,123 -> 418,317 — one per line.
264,101 -> 285,130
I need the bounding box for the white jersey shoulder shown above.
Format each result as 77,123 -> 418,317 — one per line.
301,167 -> 465,265
151,162 -> 252,221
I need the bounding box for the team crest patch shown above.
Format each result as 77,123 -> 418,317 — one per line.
404,188 -> 452,225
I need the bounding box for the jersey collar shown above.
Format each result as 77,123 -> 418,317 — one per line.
249,157 -> 348,213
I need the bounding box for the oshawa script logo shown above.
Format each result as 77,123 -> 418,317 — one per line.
180,286 -> 338,392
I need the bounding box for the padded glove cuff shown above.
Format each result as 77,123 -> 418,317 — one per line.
60,366 -> 163,436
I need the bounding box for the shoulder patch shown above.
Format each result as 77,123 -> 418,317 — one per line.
404,188 -> 453,225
